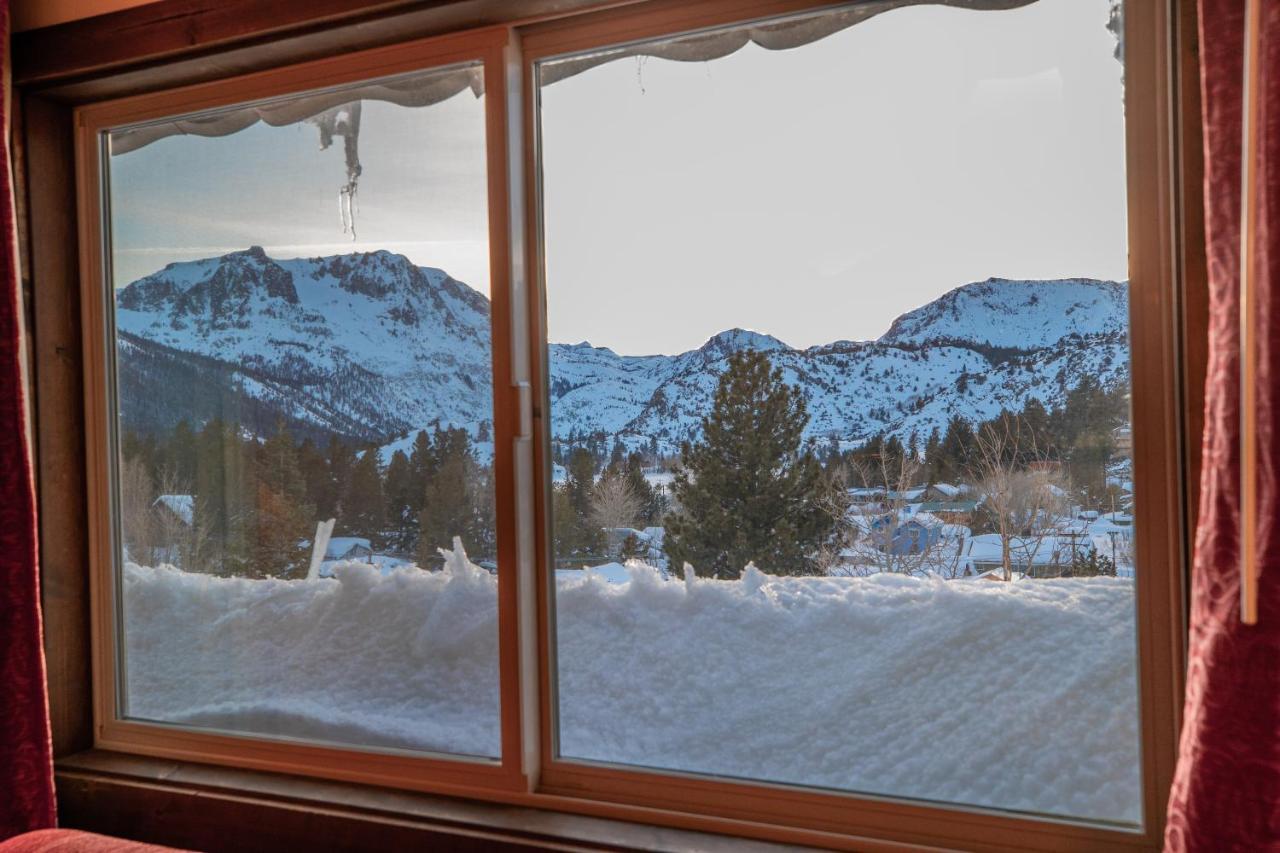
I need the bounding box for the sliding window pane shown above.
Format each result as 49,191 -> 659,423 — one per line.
538,0 -> 1140,823
106,63 -> 501,757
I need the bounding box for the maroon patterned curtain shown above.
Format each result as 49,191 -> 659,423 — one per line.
1165,1 -> 1280,848
0,0 -> 57,839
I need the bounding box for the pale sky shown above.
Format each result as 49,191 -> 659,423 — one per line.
109,0 -> 1124,356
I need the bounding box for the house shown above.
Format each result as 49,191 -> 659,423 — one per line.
927,482 -> 969,501
602,527 -> 666,565
1113,426 -> 1133,456
325,537 -> 374,561
914,499 -> 980,522
962,533 -> 1093,578
885,486 -> 927,502
151,494 -> 193,526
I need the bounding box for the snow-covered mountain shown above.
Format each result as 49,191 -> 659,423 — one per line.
115,248 -> 1129,455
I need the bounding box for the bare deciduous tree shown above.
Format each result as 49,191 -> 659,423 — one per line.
819,449 -> 965,578
966,417 -> 1068,581
590,470 -> 642,544
119,454 -> 159,566
119,457 -> 216,572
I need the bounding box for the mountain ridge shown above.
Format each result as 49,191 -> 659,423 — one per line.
114,249 -> 1130,456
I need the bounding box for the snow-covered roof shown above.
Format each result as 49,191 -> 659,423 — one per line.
325,537 -> 373,559
153,494 -> 193,525
887,487 -> 927,501
555,563 -> 633,585
964,533 -> 1085,566
847,487 -> 886,498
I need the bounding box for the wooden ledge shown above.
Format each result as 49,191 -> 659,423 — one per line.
55,750 -> 801,852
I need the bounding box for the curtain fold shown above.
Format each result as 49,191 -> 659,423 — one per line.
1165,1 -> 1280,848
0,0 -> 56,839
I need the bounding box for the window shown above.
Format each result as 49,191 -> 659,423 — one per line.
104,60 -> 504,759
68,2 -> 1187,848
535,0 -> 1141,827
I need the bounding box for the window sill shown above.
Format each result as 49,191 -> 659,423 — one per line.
54,750 -> 804,852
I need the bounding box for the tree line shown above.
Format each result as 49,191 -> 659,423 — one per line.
121,352 -> 1128,582
120,419 -> 494,577
633,351 -> 1130,580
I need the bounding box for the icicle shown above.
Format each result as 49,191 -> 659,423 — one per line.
308,101 -> 363,240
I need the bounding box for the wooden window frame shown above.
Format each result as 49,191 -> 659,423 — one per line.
43,0 -> 1195,849
73,26 -> 532,799
521,1 -> 1188,850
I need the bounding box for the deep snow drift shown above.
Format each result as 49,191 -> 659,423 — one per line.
122,550 -> 1141,824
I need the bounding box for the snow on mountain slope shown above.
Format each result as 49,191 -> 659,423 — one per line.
115,247 -> 493,442
882,277 -> 1127,350
115,250 -> 1129,454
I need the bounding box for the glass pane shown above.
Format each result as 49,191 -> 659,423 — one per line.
539,0 -> 1139,824
107,63 -> 501,757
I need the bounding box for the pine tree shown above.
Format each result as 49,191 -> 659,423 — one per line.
325,436 -> 357,520
194,418 -> 256,575
932,416 -> 976,484
923,428 -> 942,481
663,350 -> 830,578
251,422 -> 313,577
407,429 -> 435,517
297,438 -> 330,518
620,532 -> 646,562
417,429 -> 482,568
344,449 -> 386,546
165,420 -> 198,485
383,449 -> 416,551
555,447 -> 603,559
624,453 -> 657,526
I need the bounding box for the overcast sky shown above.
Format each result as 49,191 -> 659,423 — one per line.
110,0 -> 1124,356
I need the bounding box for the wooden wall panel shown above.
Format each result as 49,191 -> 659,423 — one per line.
23,95 -> 94,759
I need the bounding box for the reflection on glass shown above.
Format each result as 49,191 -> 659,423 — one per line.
108,63 -> 501,757
540,0 -> 1140,824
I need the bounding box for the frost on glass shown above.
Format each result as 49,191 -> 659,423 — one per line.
107,64 -> 501,757
539,0 -> 1141,824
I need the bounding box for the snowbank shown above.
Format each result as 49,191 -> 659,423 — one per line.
122,550 -> 1140,824
122,547 -> 502,757
555,566 -> 1140,824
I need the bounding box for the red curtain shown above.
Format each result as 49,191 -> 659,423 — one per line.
0,0 -> 57,839
1165,1 -> 1280,848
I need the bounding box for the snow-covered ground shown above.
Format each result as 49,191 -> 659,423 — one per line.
121,547 -> 1140,824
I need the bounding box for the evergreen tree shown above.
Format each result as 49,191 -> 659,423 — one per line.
664,350 -> 830,578
325,436 -> 357,520
417,429 -> 483,568
624,452 -> 657,526
165,420 -> 198,485
1050,377 -> 1126,503
297,438 -> 330,519
931,415 -> 976,484
344,449 -> 386,546
923,428 -> 942,481
251,422 -> 313,576
556,446 -> 603,558
194,418 -> 256,575
620,532 -> 646,562
407,429 -> 435,517
383,449 -> 416,551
